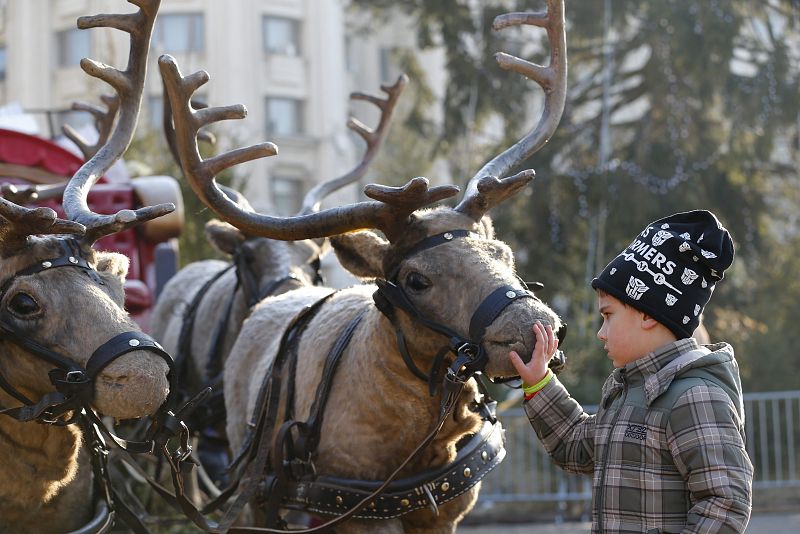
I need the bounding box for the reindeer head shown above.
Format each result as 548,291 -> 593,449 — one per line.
0,223 -> 170,419
329,205 -> 562,379
160,0 -> 567,380
0,0 -> 174,421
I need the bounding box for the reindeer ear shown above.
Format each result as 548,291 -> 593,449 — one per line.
330,230 -> 388,279
95,251 -> 130,279
205,219 -> 245,255
290,239 -> 327,263
478,216 -> 495,239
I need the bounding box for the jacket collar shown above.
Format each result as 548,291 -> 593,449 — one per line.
602,338 -> 704,407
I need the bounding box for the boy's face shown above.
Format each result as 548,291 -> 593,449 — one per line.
596,292 -> 650,368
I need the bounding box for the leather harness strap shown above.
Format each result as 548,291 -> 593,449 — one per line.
147,292 -> 338,534
224,367 -> 473,534
296,310 -> 366,460
469,285 -> 537,340
176,255 -> 310,432
260,310 -> 367,525
175,264 -> 235,389
281,419 -> 505,519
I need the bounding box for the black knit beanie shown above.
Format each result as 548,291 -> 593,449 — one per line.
591,210 -> 734,339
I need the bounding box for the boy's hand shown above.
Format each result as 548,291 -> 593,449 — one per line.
508,321 -> 559,386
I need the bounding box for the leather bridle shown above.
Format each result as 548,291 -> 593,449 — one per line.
373,229 -> 542,395
232,245 -> 322,310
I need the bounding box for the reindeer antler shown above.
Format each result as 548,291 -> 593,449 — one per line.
455,0 -> 567,221
162,78 -> 216,167
299,74 -> 408,214
0,182 -> 68,205
159,54 -> 457,242
62,94 -> 120,160
62,0 -> 175,246
0,198 -> 85,254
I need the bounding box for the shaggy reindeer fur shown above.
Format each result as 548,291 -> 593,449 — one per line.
151,220 -> 325,393
0,237 -> 170,533
224,209 -> 562,533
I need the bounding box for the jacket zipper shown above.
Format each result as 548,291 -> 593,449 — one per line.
596,369 -> 627,533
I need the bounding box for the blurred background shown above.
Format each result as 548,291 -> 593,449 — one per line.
1,0 -> 798,527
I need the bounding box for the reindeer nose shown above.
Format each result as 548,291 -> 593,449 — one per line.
93,352 -> 170,419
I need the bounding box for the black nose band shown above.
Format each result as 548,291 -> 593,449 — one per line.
468,286 -> 537,341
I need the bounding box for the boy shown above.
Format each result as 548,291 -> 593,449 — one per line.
509,210 -> 753,533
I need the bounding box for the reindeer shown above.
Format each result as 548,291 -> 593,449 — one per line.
150,77 -> 406,487
151,75 -> 406,409
160,1 -> 567,532
0,1 -> 176,532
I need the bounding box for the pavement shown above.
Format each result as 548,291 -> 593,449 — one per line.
459,511 -> 800,533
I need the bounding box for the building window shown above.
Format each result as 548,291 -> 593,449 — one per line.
147,95 -> 163,129
344,36 -> 351,73
262,16 -> 301,56
271,176 -> 304,215
0,47 -> 6,81
379,46 -> 396,82
56,29 -> 91,67
265,97 -> 304,136
154,13 -> 205,54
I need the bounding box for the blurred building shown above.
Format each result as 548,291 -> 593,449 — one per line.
0,0 -> 443,217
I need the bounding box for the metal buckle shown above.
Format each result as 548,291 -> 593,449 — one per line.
177,420 -> 193,462
456,342 -> 475,356
66,370 -> 86,383
39,410 -> 59,425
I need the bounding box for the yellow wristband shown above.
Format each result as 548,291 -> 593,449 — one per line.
522,369 -> 553,395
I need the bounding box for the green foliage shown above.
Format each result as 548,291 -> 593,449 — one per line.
353,0 -> 800,400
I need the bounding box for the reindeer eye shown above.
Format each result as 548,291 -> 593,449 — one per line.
405,272 -> 432,292
8,292 -> 40,316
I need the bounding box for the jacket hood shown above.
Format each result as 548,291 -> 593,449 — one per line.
643,341 -> 744,420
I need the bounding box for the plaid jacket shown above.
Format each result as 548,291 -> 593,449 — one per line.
524,338 -> 753,533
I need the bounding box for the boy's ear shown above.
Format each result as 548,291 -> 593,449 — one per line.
641,313 -> 660,330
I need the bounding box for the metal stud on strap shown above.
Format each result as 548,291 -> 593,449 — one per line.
468,284 -> 536,341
